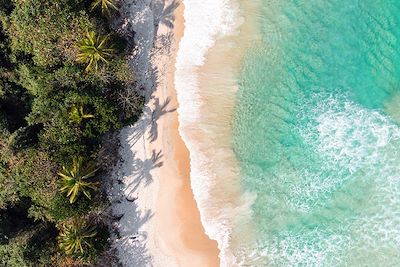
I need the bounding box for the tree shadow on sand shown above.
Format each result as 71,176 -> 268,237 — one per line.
153,0 -> 180,29
149,97 -> 176,142
124,149 -> 164,196
127,96 -> 175,144
110,128 -> 162,266
111,199 -> 154,267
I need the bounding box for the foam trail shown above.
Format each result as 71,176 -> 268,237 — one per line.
174,0 -> 246,266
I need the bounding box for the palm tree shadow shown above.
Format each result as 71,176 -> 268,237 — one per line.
110,129 -> 160,266
149,97 -> 176,142
127,106 -> 152,145
126,97 -> 175,144
153,0 -> 180,29
112,199 -> 154,267
125,149 -> 163,197
133,149 -> 163,187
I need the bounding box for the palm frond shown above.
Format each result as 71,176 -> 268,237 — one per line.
58,217 -> 97,256
77,31 -> 115,73
58,156 -> 99,203
69,104 -> 95,124
90,0 -> 118,14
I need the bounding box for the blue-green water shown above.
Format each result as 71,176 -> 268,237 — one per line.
234,1 -> 400,266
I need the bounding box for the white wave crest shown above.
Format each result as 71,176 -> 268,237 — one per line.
174,0 -> 245,266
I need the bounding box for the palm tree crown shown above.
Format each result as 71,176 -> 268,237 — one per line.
58,157 -> 99,204
77,31 -> 114,72
58,217 -> 97,255
91,0 -> 118,14
69,104 -> 95,124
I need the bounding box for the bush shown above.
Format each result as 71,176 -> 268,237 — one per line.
0,0 -> 142,265
0,198 -> 33,243
84,223 -> 110,262
23,223 -> 58,265
0,242 -> 27,267
0,222 -> 59,267
8,124 -> 41,150
8,0 -> 93,67
39,118 -> 87,163
12,150 -> 58,217
49,193 -> 93,221
0,112 -> 8,132
0,161 -> 19,209
0,83 -> 31,132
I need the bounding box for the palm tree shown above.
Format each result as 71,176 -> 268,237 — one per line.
58,217 -> 97,255
91,0 -> 118,14
77,31 -> 114,73
58,157 -> 99,204
69,104 -> 95,124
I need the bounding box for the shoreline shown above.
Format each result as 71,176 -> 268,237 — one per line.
150,0 -> 220,266
110,1 -> 400,266
174,0 -> 261,265
110,0 -> 220,266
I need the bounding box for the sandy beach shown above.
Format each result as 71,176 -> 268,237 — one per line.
109,0 -> 220,266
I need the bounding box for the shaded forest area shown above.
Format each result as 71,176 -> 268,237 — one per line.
0,0 -> 142,265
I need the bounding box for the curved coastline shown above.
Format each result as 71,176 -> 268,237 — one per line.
151,0 -> 221,265
110,0 -> 220,266
174,0 -> 261,265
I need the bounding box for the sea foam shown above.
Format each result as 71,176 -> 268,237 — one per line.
262,93 -> 400,266
174,0 -> 246,266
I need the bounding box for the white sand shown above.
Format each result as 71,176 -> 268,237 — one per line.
108,1 -> 220,266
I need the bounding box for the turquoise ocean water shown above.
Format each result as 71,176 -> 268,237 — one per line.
233,1 -> 400,265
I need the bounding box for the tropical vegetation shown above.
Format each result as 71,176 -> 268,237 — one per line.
69,104 -> 95,124
0,0 -> 143,265
78,31 -> 115,72
91,0 -> 118,14
58,217 -> 97,255
58,157 -> 99,204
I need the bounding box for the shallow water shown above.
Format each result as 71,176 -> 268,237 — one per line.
233,0 -> 400,266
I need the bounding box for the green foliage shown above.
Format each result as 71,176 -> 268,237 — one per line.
8,0 -> 93,67
0,160 -> 19,209
16,64 -> 42,96
58,157 -> 99,204
8,124 -> 40,150
69,104 -> 95,124
0,201 -> 59,266
27,88 -> 121,161
0,143 -> 56,216
12,150 -> 58,219
49,192 -> 93,221
78,31 -> 115,72
23,223 -> 59,265
0,113 -> 8,132
91,0 -> 118,14
0,242 -> 27,267
0,82 -> 31,132
39,122 -> 86,164
0,143 -> 57,215
81,95 -> 122,137
0,0 -> 143,265
0,219 -> 59,267
109,57 -> 136,85
57,217 -> 97,256
0,198 -> 33,243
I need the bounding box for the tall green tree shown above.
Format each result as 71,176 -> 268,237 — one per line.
58,217 -> 96,255
58,157 -> 99,204
77,31 -> 114,72
8,0 -> 93,67
91,0 -> 118,14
